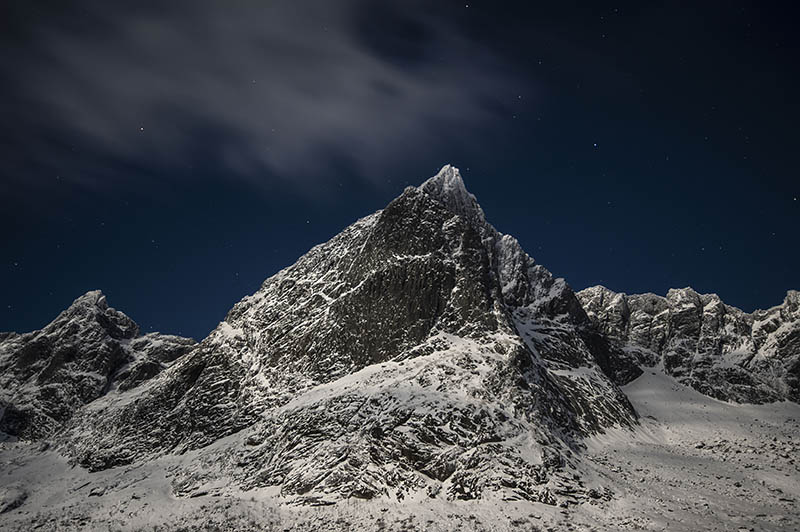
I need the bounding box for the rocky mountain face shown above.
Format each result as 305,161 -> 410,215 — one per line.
577,285 -> 800,403
0,291 -> 196,439
56,165 -> 638,505
1,165 -> 796,512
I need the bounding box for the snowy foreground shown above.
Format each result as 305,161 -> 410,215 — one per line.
1,369 -> 797,532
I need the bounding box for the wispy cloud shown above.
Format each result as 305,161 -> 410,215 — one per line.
1,0 -> 515,192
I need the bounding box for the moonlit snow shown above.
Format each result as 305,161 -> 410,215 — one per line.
1,166 -> 797,531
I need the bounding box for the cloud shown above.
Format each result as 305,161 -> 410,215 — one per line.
1,0 -> 516,191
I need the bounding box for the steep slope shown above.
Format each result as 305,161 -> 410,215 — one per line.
0,291 -> 196,439
577,285 -> 800,403
63,165 -> 637,504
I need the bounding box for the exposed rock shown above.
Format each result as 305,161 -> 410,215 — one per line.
577,285 -> 800,403
0,291 -> 196,439
61,165 -> 638,504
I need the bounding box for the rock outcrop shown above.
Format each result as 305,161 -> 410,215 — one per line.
577,285 -> 800,403
0,291 -> 196,439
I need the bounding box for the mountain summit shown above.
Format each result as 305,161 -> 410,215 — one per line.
57,165 -> 637,503
0,290 -> 195,439
419,164 -> 486,228
1,165 -> 798,527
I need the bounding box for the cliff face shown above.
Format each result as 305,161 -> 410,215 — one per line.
577,285 -> 800,403
58,165 -> 636,504
0,291 -> 196,439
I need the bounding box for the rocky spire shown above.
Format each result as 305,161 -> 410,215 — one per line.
419,164 -> 487,229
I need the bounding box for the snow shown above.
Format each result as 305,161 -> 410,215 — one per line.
213,321 -> 244,341
2,368 -> 796,531
281,332 -> 515,413
576,370 -> 800,531
1,166 -> 797,531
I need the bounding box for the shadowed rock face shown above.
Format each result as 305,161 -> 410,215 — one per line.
61,165 -> 639,504
0,291 -> 196,439
578,285 -> 800,403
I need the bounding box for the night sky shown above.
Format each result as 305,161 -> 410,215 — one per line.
2,1 -> 798,340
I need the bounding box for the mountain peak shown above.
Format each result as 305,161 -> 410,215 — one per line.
70,289 -> 108,311
419,164 -> 486,227
49,289 -> 140,341
421,163 -> 463,189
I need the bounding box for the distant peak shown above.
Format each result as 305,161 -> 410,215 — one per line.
57,289 -> 140,339
419,164 -> 486,226
666,287 -> 702,302
71,289 -> 108,310
580,285 -> 616,295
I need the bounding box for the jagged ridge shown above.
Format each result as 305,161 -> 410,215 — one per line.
578,285 -> 800,403
0,291 -> 196,439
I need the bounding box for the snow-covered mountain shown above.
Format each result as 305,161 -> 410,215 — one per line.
577,285 -> 799,403
0,165 -> 797,531
61,165 -> 637,504
0,291 -> 195,439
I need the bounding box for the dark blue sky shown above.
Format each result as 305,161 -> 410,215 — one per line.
2,1 -> 798,339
